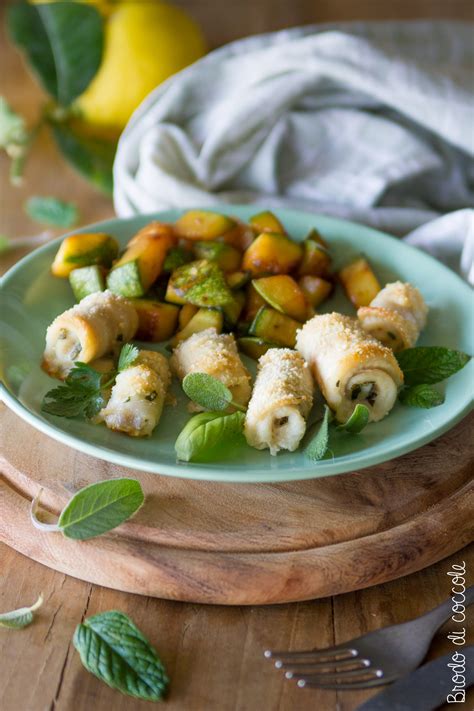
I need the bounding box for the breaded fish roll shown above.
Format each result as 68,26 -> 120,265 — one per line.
99,350 -> 170,437
171,327 -> 251,411
358,281 -> 427,352
244,349 -> 313,455
43,290 -> 138,379
296,313 -> 403,423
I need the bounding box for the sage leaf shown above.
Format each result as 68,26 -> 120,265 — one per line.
0,96 -> 29,151
399,384 -> 445,409
58,479 -> 145,540
25,196 -> 79,228
0,594 -> 43,629
305,405 -> 331,461
51,121 -> 115,194
8,2 -> 103,106
182,372 -> 233,411
396,347 -> 471,386
73,610 -> 169,701
175,410 -> 245,463
337,404 -> 369,434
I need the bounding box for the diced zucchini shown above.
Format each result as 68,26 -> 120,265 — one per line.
298,229 -> 331,277
69,265 -> 105,301
242,232 -> 302,276
51,232 -> 118,278
249,210 -> 285,234
222,290 -> 245,327
243,282 -> 267,323
163,246 -> 193,272
193,241 -> 241,273
252,275 -> 307,321
133,300 -> 180,342
226,270 -> 251,290
179,303 -> 199,329
237,337 -> 277,360
174,210 -> 236,241
339,257 -> 381,308
165,259 -> 233,308
249,306 -> 299,348
298,275 -> 333,308
107,228 -> 173,297
171,308 -> 223,347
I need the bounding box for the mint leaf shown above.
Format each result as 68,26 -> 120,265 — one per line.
51,121 -> 115,195
8,3 -> 103,106
118,343 -> 139,372
58,478 -> 144,540
305,406 -> 331,461
0,594 -> 43,630
337,404 -> 369,434
399,384 -> 445,409
175,411 -> 245,463
73,610 -> 168,701
396,347 -> 471,386
25,196 -> 78,228
182,372 -> 233,411
0,96 -> 29,150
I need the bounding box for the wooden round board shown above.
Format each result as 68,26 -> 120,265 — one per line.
0,405 -> 472,605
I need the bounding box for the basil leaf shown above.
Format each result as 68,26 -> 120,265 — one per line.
57,478 -> 144,540
118,343 -> 139,372
51,121 -> 115,194
396,347 -> 471,386
25,196 -> 79,228
182,372 -> 233,411
337,404 -> 370,434
0,594 -> 43,629
73,610 -> 168,701
399,384 -> 445,409
8,2 -> 103,106
175,411 -> 245,463
305,406 -> 331,461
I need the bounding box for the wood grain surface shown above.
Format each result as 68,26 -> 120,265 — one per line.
1,2 -> 473,710
1,406 -> 473,604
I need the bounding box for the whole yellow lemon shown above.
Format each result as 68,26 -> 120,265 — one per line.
75,1 -> 207,132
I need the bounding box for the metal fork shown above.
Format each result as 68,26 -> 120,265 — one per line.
264,585 -> 474,690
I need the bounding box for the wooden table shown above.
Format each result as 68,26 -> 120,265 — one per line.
1,4 -> 473,710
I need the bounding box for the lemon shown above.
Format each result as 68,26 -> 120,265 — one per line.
75,1 -> 206,132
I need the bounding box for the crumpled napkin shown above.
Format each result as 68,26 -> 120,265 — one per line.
113,21 -> 474,283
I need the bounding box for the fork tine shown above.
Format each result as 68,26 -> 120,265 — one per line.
284,658 -> 370,677
287,665 -> 379,683
265,645 -> 357,663
277,656 -> 364,672
298,677 -> 386,691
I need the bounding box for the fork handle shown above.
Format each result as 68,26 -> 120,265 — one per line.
420,584 -> 474,633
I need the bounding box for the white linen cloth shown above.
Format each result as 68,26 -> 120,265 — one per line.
113,21 -> 474,283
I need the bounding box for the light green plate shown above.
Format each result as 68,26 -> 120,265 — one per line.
1,207 -> 473,482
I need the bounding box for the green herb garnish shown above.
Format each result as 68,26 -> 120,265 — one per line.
42,344 -> 139,419
73,611 -> 169,701
30,479 -> 144,540
305,406 -> 331,461
0,594 -> 43,630
25,196 -> 79,228
399,384 -> 445,409
175,410 -> 246,463
337,404 -> 370,434
182,372 -> 246,412
396,347 -> 471,386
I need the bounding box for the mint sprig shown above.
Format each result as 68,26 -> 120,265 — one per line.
182,372 -> 246,412
399,384 -> 444,408
30,478 -> 144,540
396,347 -> 471,386
25,196 -> 79,228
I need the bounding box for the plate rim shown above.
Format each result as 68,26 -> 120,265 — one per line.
1,206 -> 473,483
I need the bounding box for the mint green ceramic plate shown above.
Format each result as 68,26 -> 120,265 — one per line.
1,207 -> 472,482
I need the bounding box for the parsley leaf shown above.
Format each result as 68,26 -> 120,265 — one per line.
118,343 -> 139,372
42,362 -> 109,419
